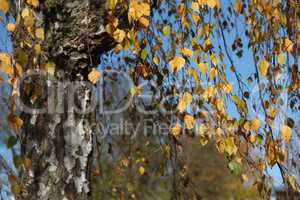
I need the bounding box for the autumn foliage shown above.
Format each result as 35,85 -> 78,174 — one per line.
0,0 -> 299,199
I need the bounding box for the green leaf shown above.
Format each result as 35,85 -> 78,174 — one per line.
228,160 -> 241,175
11,182 -> 21,196
257,134 -> 263,145
141,49 -> 148,60
124,39 -> 131,51
13,155 -> 22,169
16,51 -> 29,67
287,117 -> 294,128
163,25 -> 171,36
6,136 -> 17,148
224,137 -> 238,156
108,0 -> 118,10
130,85 -> 136,97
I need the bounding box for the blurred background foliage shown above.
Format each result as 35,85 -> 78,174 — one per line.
92,137 -> 260,200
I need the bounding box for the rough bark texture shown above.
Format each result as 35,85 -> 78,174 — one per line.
11,0 -> 115,199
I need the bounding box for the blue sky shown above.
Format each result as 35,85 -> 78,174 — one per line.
99,0 -> 288,188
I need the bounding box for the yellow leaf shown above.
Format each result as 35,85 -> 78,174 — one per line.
243,121 -> 251,132
281,125 -> 292,143
0,53 -> 13,77
259,58 -> 269,77
21,8 -> 30,18
113,29 -> 126,43
192,14 -> 200,24
169,56 -> 185,73
241,174 -> 248,182
35,28 -> 45,40
187,68 -> 200,91
162,25 -> 171,36
199,135 -> 209,146
124,38 -> 131,51
136,86 -> 142,96
181,47 -> 193,57
203,86 -> 216,100
277,149 -> 288,164
112,18 -> 119,28
223,83 -> 233,93
196,124 -> 207,136
26,0 -> 39,8
177,92 -> 193,112
128,0 -> 150,22
34,44 -> 42,55
139,2 -> 150,16
204,37 -> 213,51
249,135 -> 256,143
209,67 -> 217,80
153,56 -> 159,65
128,1 -> 139,21
211,53 -> 218,65
215,99 -> 224,112
114,44 -> 122,54
205,0 -> 220,8
197,28 -> 203,38
0,0 -> 9,14
236,98 -> 248,114
11,183 -> 21,197
88,68 -> 101,84
139,166 -> 145,175
6,23 -> 16,32
15,63 -> 23,76
198,62 -> 208,73
22,9 -> 34,27
44,62 -> 55,75
0,52 -> 11,66
274,68 -> 282,81
7,114 -> 23,134
108,0 -> 118,10
184,114 -> 195,129
266,140 -> 276,166
287,176 -> 300,193
171,123 -> 181,137
277,53 -> 286,65
191,2 -> 199,11
224,137 -> 237,156
284,37 -> 293,52
216,138 -> 225,153
208,86 -> 216,97
235,0 -> 242,14
138,17 -> 149,27
2,63 -> 14,77
252,117 -> 260,132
